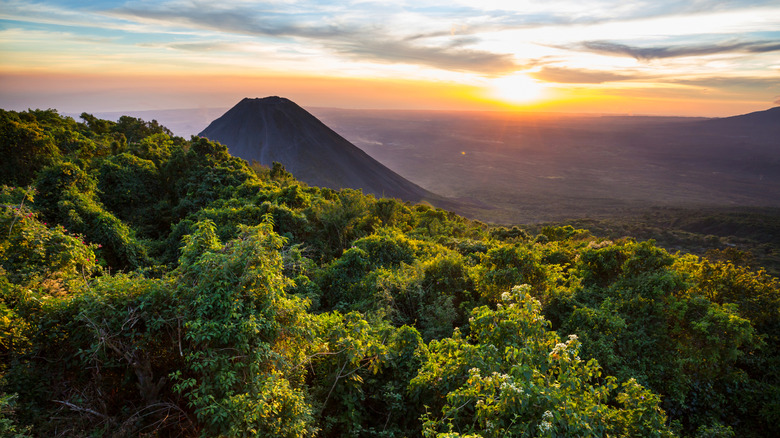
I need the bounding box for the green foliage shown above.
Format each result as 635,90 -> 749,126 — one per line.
371,247 -> 476,341
353,228 -> 416,268
677,257 -> 780,336
318,246 -> 373,311
3,219 -> 317,436
3,272 -> 188,435
557,206 -> 780,277
474,243 -> 547,301
489,225 -> 529,242
128,132 -> 175,166
412,285 -> 675,438
270,161 -> 295,182
164,137 -> 257,222
112,115 -> 173,144
560,240 -> 765,435
675,256 -> 780,434
310,313 -> 429,437
309,312 -> 390,436
540,224 -> 590,242
0,110 -> 61,186
373,198 -> 409,228
97,152 -> 165,235
79,112 -> 114,135
0,393 -> 32,438
173,219 -> 316,437
311,189 -> 377,259
35,163 -> 151,270
0,200 -> 98,291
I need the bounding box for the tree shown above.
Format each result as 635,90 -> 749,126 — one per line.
172,220 -> 317,437
0,110 -> 60,186
412,285 -> 675,438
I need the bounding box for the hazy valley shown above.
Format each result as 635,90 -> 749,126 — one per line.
313,107 -> 780,223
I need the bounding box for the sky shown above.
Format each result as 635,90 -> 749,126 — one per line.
1,0 -> 779,116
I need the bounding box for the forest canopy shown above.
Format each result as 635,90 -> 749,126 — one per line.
1,109 -> 778,437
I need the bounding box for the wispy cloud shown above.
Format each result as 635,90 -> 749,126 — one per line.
576,40 -> 780,60
326,38 -> 518,74
532,66 -> 643,84
441,0 -> 780,30
113,2 -> 348,39
137,41 -> 240,52
109,1 -> 520,74
664,76 -> 780,91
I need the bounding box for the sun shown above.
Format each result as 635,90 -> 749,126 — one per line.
488,74 -> 546,104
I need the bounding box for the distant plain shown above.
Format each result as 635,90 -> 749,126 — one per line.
312,108 -> 780,224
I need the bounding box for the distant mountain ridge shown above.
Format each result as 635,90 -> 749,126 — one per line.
199,97 -> 444,204
714,106 -> 780,124
695,106 -> 780,136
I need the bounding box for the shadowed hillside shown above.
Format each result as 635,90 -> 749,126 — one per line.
199,97 -> 445,205
697,106 -> 780,133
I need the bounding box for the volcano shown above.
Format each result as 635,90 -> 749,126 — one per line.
198,97 -> 439,203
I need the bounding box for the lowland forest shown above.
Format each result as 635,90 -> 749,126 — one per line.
1,105 -> 779,437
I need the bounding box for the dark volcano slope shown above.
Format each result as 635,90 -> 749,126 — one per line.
199,97 -> 442,204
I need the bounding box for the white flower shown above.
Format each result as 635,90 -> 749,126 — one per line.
549,342 -> 567,357
537,411 -> 554,432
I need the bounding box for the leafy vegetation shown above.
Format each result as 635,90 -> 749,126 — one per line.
1,109 -> 778,437
546,207 -> 780,277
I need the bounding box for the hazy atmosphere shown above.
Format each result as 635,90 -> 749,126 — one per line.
2,0 -> 779,115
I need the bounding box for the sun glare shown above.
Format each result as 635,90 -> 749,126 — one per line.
489,74 -> 546,104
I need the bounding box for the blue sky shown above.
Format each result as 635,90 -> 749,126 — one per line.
1,0 -> 779,115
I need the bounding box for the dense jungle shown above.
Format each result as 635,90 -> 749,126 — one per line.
1,109 -> 778,437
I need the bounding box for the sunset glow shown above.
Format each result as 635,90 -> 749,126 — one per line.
489,75 -> 547,105
0,0 -> 778,116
